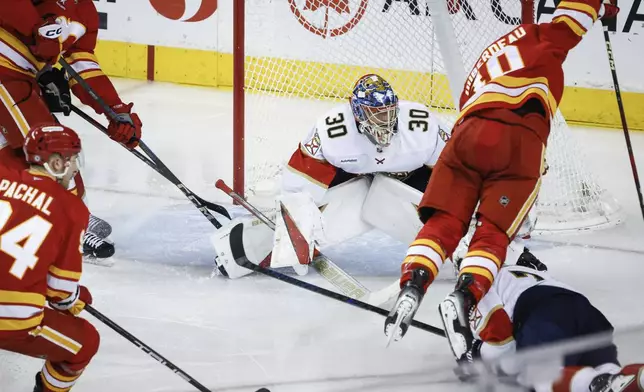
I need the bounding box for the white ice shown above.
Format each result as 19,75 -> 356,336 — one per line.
1,79 -> 643,392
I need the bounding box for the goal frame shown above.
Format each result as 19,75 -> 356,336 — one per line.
231,0 -> 535,198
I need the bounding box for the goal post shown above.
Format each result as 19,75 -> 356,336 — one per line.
233,0 -> 621,233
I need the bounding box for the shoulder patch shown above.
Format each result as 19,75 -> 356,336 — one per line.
438,126 -> 450,143
304,130 -> 322,156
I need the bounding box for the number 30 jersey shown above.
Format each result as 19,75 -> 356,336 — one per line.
0,166 -> 89,336
457,0 -> 604,144
282,101 -> 451,203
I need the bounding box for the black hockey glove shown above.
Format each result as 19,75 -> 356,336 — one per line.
37,67 -> 71,116
516,248 -> 547,271
454,339 -> 483,381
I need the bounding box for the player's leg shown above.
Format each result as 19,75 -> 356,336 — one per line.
438,115 -> 544,357
460,122 -> 545,300
0,308 -> 100,392
385,121 -> 481,342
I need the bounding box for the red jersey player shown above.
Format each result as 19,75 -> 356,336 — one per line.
0,123 -> 98,392
384,0 -> 619,353
0,0 -> 143,260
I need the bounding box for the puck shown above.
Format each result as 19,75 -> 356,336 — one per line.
255,389 -> 270,392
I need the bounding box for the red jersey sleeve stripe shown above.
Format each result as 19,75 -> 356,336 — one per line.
478,306 -> 514,345
552,15 -> 588,37
556,0 -> 600,20
286,146 -> 337,189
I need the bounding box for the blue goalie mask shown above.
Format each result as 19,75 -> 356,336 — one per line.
350,74 -> 399,148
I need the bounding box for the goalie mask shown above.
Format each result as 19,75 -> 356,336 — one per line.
350,74 -> 399,148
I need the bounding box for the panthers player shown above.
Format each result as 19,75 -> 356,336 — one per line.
452,249 -> 643,392
214,74 -> 452,279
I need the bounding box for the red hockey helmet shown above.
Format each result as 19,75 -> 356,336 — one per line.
23,124 -> 82,166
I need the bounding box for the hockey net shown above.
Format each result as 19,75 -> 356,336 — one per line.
237,0 -> 621,233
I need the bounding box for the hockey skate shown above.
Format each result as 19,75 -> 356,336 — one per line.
384,268 -> 430,346
590,373 -> 635,392
438,273 -> 478,359
33,372 -> 43,392
83,231 -> 115,266
87,214 -> 112,239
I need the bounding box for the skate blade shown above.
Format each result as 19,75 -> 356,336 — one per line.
82,256 -> 115,268
438,299 -> 468,359
385,310 -> 406,348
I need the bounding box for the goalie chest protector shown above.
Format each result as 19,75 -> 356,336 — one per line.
313,101 -> 447,175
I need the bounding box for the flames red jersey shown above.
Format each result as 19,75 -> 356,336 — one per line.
457,0 -> 603,144
0,0 -> 123,113
0,166 -> 88,336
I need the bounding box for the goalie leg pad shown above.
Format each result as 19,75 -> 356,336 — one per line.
361,174 -> 424,245
211,216 -> 274,279
317,176 -> 373,246
271,192 -> 325,273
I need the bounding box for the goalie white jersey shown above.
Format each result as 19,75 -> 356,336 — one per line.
282,101 -> 451,203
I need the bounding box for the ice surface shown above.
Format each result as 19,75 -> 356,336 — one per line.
1,79 -> 643,392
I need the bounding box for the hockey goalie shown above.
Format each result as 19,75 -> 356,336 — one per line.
212,74 -> 452,279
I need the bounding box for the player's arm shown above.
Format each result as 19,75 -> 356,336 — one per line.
46,206 -> 92,316
539,0 -> 616,57
63,0 -> 142,148
0,0 -> 41,37
63,0 -> 121,110
281,126 -> 338,204
456,290 -> 517,380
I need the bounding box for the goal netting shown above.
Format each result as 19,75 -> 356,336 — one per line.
238,0 -> 621,233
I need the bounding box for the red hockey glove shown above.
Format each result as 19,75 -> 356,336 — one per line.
30,18 -> 63,64
600,0 -> 620,20
50,285 -> 93,316
107,102 -> 142,149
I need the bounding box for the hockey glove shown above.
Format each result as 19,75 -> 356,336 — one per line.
516,248 -> 547,271
50,285 -> 93,316
37,67 -> 71,116
30,18 -> 63,64
454,338 -> 483,381
599,0 -> 619,20
107,102 -> 142,149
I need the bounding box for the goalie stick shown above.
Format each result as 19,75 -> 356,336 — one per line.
227,222 -> 445,337
59,59 -> 230,227
215,180 -> 402,305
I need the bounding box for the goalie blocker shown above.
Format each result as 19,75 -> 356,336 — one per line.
212,172 -> 429,279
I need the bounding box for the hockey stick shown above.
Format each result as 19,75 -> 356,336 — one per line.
215,180 -> 400,304
228,222 -> 445,337
59,59 -> 230,227
84,305 -> 213,392
69,104 -> 229,222
602,25 -> 644,221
